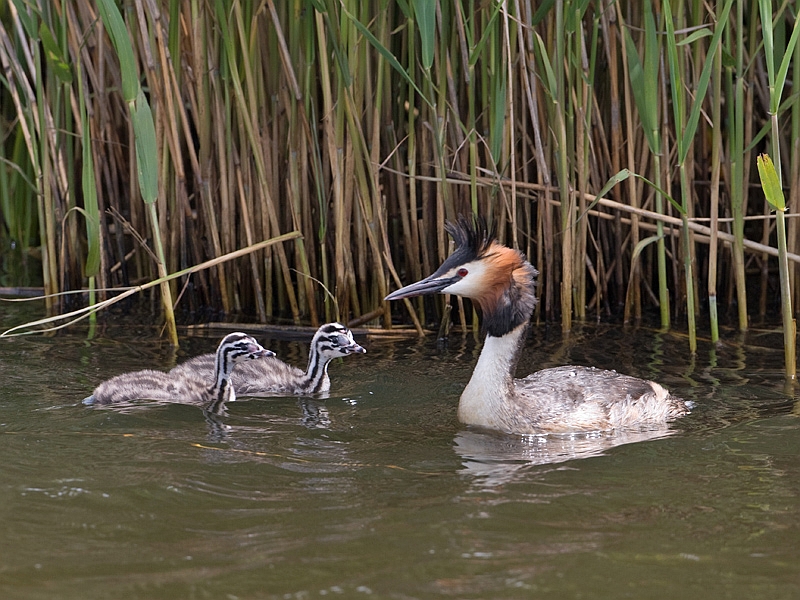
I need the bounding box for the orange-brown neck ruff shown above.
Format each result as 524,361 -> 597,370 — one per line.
475,244 -> 538,338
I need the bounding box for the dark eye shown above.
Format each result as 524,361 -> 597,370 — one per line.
457,268 -> 468,277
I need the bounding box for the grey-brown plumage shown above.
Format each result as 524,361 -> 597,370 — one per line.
168,323 -> 366,396
385,216 -> 691,434
84,333 -> 273,413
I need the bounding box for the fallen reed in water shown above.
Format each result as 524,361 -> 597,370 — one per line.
1,1 -> 799,361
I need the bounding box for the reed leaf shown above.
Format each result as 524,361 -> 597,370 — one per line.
130,89 -> 159,206
94,0 -> 139,103
591,169 -> 685,217
622,4 -> 658,153
675,0 -> 734,165
772,13 -> 800,115
411,0 -> 435,70
38,22 -> 71,84
532,32 -> 558,103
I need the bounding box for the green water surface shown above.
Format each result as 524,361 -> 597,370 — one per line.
0,312 -> 798,599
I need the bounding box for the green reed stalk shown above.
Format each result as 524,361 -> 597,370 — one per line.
421,1 -> 454,235
0,123 -> 9,251
758,0 -> 800,378
76,56 -> 100,330
22,10 -> 59,313
318,1 -> 354,321
0,122 -> 32,255
463,4 -> 478,217
516,0 -> 552,317
555,2 -> 573,332
572,6 -> 597,320
335,1 -> 360,320
728,0 -> 748,331
708,6 -> 723,344
434,5 -> 454,227
487,5 -> 507,194
622,2 -> 668,327
664,0 -> 733,353
506,10 -> 520,247
758,154 -> 795,378
190,0 -> 220,310
220,0 -> 300,322
300,3 -> 333,320
533,6 -> 573,332
791,15 -> 800,310
4,5 -> 62,309
759,0 -> 800,190
41,7 -> 80,296
405,4 -> 422,322
96,0 -> 178,345
664,3 -> 693,348
369,1 -> 392,326
286,4 -> 318,326
341,4 -> 388,321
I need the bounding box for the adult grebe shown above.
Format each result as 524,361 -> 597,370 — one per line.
385,217 -> 690,434
84,333 -> 273,414
168,323 -> 366,396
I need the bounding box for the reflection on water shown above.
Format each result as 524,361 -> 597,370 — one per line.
453,426 -> 676,487
1,315 -> 800,598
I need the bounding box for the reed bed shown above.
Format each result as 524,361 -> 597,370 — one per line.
1,1 -> 799,362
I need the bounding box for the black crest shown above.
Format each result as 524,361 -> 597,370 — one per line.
446,215 -> 494,254
436,215 -> 496,274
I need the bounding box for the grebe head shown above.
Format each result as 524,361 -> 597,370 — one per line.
385,217 -> 538,333
216,332 -> 275,368
313,323 -> 366,358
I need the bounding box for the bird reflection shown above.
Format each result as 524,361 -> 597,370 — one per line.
298,398 -> 332,429
200,397 -> 333,442
453,427 -> 677,488
203,409 -> 232,442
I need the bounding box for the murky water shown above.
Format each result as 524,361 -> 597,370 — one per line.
1,306 -> 799,599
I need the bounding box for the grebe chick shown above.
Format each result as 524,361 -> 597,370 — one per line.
169,322 -> 366,396
84,333 -> 273,414
385,216 -> 690,435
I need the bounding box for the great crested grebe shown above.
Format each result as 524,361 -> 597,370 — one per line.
385,216 -> 690,434
168,322 -> 366,396
84,333 -> 273,414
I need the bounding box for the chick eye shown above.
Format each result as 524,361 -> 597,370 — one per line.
457,268 -> 468,277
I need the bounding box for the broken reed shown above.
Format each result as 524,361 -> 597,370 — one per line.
1,1 -> 800,347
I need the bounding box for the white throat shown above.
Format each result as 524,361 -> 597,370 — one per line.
457,323 -> 527,429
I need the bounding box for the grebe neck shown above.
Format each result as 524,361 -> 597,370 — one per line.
458,322 -> 529,429
206,345 -> 238,414
457,255 -> 536,428
299,345 -> 331,394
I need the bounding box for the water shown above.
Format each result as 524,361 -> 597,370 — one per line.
1,309 -> 798,599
